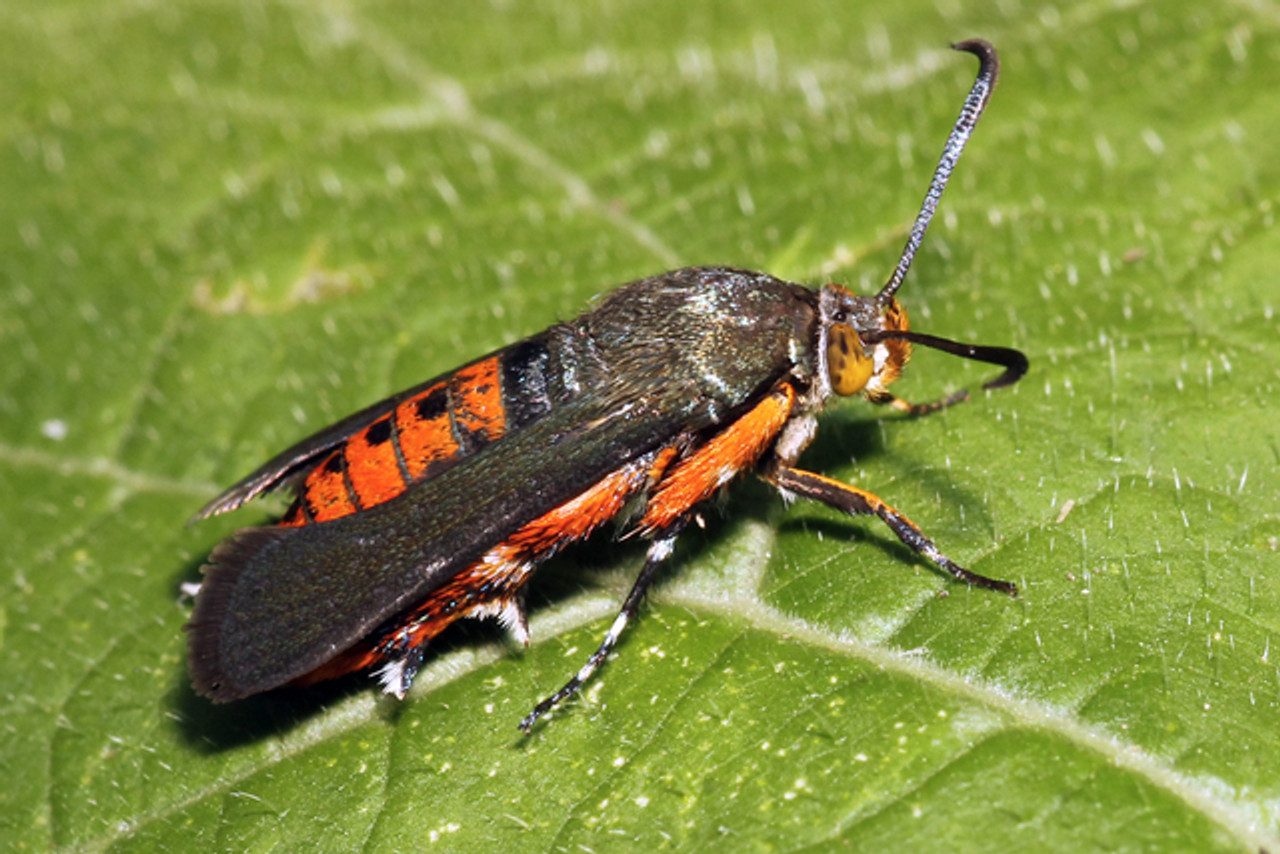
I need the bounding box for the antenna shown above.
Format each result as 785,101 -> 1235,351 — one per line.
877,39 -> 999,306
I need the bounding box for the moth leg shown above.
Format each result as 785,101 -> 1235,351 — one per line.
764,464 -> 1016,595
389,643 -> 430,699
520,529 -> 682,733
865,387 -> 970,417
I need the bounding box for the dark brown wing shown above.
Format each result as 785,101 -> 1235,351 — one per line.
187,387 -> 702,701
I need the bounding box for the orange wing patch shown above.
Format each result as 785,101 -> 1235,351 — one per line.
284,359 -> 517,530
395,382 -> 459,479
344,416 -> 409,510
300,453 -> 358,523
450,357 -> 507,445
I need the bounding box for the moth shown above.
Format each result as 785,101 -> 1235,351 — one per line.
187,39 -> 1025,731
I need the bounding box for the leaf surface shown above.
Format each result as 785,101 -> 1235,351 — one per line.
2,1 -> 1278,851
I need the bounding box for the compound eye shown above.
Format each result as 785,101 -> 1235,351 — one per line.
826,323 -> 874,396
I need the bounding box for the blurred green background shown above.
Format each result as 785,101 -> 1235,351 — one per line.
2,1 -> 1278,851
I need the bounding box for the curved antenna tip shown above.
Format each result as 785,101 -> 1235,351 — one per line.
876,39 -> 1001,307
951,39 -> 1000,84
952,38 -> 998,63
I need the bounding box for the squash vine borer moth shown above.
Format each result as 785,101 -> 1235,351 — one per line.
187,39 -> 1027,732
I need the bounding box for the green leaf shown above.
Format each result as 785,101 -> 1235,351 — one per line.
3,1 -> 1278,851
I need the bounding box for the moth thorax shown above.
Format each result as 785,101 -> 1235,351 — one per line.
826,323 -> 874,396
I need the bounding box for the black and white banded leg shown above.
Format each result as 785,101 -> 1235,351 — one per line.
520,530 -> 681,733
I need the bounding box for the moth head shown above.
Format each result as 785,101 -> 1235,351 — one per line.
818,285 -> 911,399
816,281 -> 1026,403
